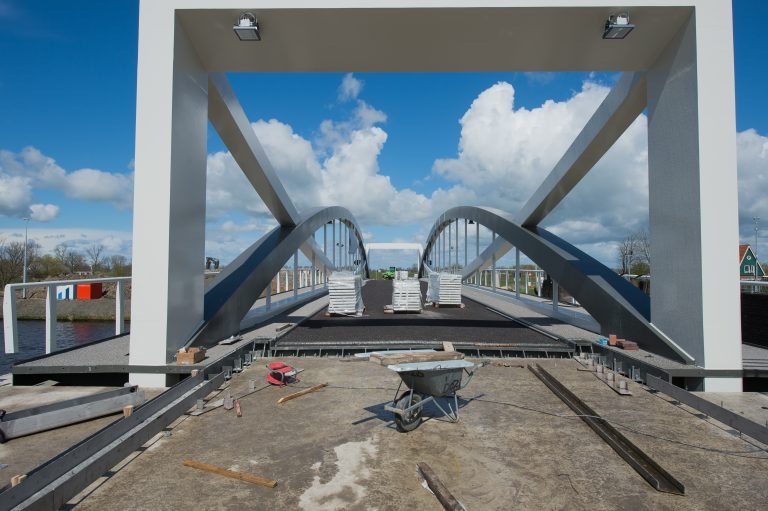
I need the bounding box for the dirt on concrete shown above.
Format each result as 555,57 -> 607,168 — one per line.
62,358 -> 768,511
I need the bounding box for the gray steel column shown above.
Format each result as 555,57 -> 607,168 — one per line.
515,248 -> 520,298
311,252 -> 316,290
552,280 -> 559,313
448,221 -> 452,271
266,282 -> 271,310
293,251 -> 299,298
475,222 -> 480,284
491,232 -> 497,292
332,220 -> 336,267
464,219 -> 468,270
455,219 -> 459,273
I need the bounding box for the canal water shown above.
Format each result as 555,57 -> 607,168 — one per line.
0,320 -> 127,375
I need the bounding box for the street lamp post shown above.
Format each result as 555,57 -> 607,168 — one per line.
22,217 -> 30,299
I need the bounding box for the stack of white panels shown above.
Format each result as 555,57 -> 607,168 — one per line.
437,273 -> 463,305
392,279 -> 422,312
328,271 -> 364,315
427,273 -> 463,305
396,270 -> 410,280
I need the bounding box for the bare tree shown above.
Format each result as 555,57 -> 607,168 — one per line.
0,239 -> 41,286
85,243 -> 104,272
109,254 -> 130,276
65,250 -> 86,273
54,243 -> 68,265
617,230 -> 651,275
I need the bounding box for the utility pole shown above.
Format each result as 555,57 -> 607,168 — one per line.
754,216 -> 760,279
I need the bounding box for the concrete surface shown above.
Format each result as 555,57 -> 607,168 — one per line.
66,358 -> 768,510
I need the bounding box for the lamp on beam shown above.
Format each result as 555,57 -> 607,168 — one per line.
234,12 -> 261,41
603,13 -> 634,40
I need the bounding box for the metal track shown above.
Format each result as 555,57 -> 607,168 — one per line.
0,371 -> 226,511
528,364 -> 685,495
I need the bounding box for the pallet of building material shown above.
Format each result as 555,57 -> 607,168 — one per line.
327,271 -> 364,316
175,347 -> 206,365
370,351 -> 465,366
392,279 -> 422,312
426,272 -> 463,306
617,339 -> 639,350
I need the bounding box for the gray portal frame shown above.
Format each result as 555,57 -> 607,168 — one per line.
421,206 -> 694,364
131,1 -> 741,390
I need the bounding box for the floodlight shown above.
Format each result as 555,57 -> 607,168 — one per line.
234,12 -> 261,41
603,13 -> 634,40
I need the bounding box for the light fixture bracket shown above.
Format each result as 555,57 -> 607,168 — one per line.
234,12 -> 261,41
603,13 -> 635,40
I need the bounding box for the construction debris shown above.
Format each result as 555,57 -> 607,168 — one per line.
182,460 -> 277,488
276,383 -> 328,404
175,347 -> 207,365
369,351 -> 464,366
416,462 -> 466,511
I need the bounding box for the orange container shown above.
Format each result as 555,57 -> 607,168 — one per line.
76,283 -> 103,300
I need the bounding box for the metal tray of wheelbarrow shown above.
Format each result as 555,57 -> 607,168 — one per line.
388,359 -> 476,397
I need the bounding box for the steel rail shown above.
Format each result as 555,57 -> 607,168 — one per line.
528,364 -> 685,495
0,371 -> 226,511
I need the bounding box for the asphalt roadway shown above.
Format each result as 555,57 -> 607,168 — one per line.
276,280 -> 569,349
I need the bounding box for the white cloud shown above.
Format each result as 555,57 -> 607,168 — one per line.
432,80 -> 650,260
737,128 -> 768,257
62,168 -> 133,207
0,146 -> 134,216
338,73 -> 363,102
0,173 -> 32,216
29,203 -> 59,222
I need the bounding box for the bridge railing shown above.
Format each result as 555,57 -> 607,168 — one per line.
3,268 -> 329,357
3,277 -> 131,355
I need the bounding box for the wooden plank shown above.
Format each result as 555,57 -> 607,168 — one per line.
370,351 -> 464,366
276,383 -> 328,404
442,341 -> 455,352
416,462 -> 464,511
183,460 -> 277,488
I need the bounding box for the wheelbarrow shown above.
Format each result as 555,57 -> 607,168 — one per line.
383,359 -> 486,432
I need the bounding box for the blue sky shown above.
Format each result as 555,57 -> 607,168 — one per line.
0,1 -> 766,269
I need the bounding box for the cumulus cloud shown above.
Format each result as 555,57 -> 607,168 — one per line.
737,128 -> 768,255
338,73 -> 363,102
0,147 -> 134,216
432,80 -> 651,254
29,203 -> 59,222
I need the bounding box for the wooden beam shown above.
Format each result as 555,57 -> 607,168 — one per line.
183,460 -> 277,488
416,462 -> 464,511
276,383 -> 328,404
370,351 -> 464,366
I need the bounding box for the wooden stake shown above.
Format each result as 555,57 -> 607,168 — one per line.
183,460 -> 277,488
122,405 -> 134,417
235,399 -> 242,417
277,383 -> 328,404
11,474 -> 27,487
416,462 -> 464,511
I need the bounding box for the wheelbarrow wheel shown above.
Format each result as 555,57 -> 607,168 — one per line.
394,392 -> 423,432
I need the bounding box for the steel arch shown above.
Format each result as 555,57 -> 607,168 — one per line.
421,206 -> 694,364
189,206 -> 368,346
